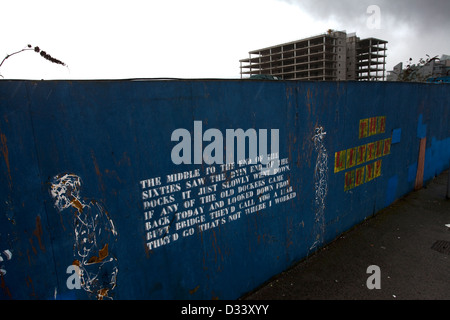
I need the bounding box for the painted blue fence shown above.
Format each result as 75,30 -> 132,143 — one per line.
0,79 -> 449,300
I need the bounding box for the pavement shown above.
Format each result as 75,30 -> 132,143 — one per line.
243,170 -> 450,300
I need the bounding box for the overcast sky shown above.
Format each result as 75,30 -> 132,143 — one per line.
1,0 -> 448,80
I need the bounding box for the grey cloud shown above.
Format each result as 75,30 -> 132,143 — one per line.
280,0 -> 450,31
278,0 -> 450,66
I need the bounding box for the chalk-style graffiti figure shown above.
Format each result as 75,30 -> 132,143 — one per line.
50,173 -> 118,300
310,127 -> 328,252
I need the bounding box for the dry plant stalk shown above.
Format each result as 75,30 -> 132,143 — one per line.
0,44 -> 67,78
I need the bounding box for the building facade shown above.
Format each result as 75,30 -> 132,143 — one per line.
239,31 -> 387,81
387,54 -> 450,82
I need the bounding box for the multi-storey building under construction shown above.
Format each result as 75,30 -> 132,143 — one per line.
239,31 -> 387,81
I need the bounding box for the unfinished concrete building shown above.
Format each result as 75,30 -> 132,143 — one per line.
239,31 -> 387,81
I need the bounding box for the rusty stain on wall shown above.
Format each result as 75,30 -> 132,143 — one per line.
32,216 -> 45,252
189,285 -> 200,295
0,133 -> 11,186
91,151 -> 106,195
0,131 -> 15,224
0,274 -> 12,299
25,275 -> 36,298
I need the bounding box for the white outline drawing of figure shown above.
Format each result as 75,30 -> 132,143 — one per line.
50,173 -> 118,300
310,127 -> 328,252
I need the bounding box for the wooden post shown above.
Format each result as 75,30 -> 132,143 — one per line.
415,137 -> 426,190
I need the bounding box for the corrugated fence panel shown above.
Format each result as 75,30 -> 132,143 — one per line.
0,80 -> 449,300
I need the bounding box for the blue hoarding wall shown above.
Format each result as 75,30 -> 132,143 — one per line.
0,80 -> 449,300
